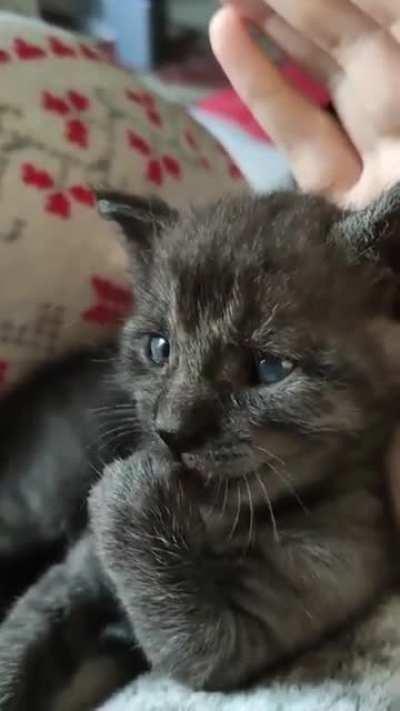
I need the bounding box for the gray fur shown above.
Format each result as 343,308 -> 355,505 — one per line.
1,186 -> 400,706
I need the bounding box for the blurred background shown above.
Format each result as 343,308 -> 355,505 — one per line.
30,1 -> 280,98
3,0 -> 321,190
39,0 -> 223,79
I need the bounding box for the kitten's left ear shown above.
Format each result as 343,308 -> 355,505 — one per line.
96,190 -> 178,256
334,183 -> 400,271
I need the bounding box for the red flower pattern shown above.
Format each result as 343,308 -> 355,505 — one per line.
127,130 -> 151,156
80,44 -> 101,61
14,38 -> 46,60
65,119 -> 89,149
42,90 -> 69,115
22,163 -> 54,190
146,108 -> 162,127
69,185 -> 95,207
45,192 -> 71,219
49,37 -> 77,58
83,276 -> 133,326
146,159 -> 163,186
67,90 -> 90,112
162,155 -> 182,180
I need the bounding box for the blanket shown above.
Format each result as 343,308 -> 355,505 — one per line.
100,594 -> 400,711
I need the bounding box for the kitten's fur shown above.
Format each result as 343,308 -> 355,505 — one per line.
1,186 -> 400,708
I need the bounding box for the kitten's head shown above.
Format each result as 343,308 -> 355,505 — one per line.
97,186 -> 400,497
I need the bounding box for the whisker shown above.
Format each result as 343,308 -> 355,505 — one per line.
89,460 -> 105,482
228,481 -> 241,541
98,424 -> 137,441
97,427 -> 137,455
209,475 -> 224,517
220,478 -> 230,519
269,461 -> 309,515
244,474 -> 254,548
256,444 -> 285,469
97,415 -> 137,427
97,416 -> 138,431
255,472 -> 280,544
88,446 -> 110,481
90,403 -> 134,415
255,445 -> 308,515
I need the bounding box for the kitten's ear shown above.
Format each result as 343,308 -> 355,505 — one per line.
334,183 -> 400,271
96,190 -> 178,256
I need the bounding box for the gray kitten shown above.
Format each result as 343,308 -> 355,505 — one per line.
1,185 -> 400,709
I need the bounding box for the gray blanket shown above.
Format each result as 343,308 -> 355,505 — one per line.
99,594 -> 400,711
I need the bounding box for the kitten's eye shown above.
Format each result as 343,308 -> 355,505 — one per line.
256,355 -> 294,385
147,335 -> 170,366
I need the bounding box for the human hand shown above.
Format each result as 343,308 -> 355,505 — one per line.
210,1 -> 400,208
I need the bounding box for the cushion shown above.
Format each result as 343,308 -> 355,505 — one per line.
0,13 -> 245,390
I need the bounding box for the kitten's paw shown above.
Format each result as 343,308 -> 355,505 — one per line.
91,442 -> 181,514
89,444 -> 204,575
90,443 -> 193,540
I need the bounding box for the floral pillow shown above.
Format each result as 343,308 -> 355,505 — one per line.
0,16 -> 245,391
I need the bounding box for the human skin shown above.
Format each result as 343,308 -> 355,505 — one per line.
210,0 -> 400,208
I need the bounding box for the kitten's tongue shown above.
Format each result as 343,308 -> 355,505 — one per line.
178,457 -> 210,500
182,453 -> 208,478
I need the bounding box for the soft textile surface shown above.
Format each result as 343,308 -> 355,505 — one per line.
100,594 -> 400,711
0,13 -> 244,391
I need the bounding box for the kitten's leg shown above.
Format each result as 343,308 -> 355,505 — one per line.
0,534 -> 141,711
91,448 -> 397,692
90,447 -> 283,691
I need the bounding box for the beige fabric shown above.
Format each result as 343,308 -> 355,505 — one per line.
0,15 -> 246,390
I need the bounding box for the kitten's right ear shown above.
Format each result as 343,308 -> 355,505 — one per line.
333,183 -> 400,271
96,190 -> 178,257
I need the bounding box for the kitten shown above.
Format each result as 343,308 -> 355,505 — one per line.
1,185 -> 400,708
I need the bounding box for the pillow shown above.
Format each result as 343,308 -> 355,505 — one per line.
0,14 -> 245,391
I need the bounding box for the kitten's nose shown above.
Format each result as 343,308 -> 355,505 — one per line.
155,385 -> 218,454
157,425 -> 210,454
156,428 -> 183,453
155,410 -> 215,454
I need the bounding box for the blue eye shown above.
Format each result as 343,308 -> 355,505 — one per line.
256,355 -> 294,385
147,335 -> 170,366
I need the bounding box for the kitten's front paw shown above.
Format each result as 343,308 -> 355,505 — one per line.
89,441 -> 203,571
90,441 -> 180,519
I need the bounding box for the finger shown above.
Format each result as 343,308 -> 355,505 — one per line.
262,11 -> 338,84
350,0 -> 400,41
266,0 -> 377,66
227,0 -> 400,140
219,0 -> 273,24
265,0 -> 400,141
210,6 -> 361,197
222,0 -> 339,84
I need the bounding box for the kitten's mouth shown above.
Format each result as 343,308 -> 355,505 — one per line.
181,451 -> 252,478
